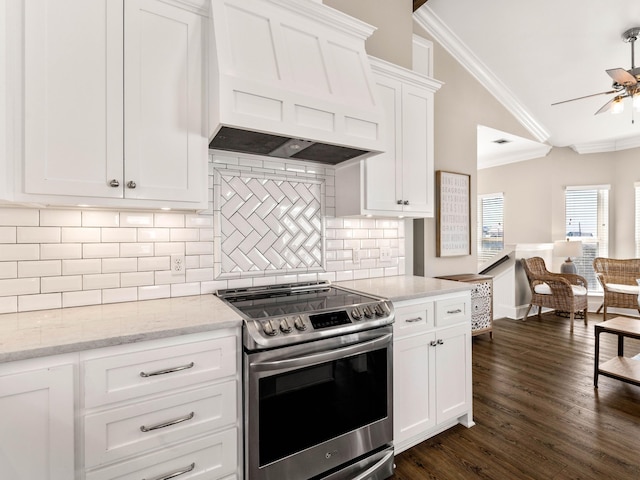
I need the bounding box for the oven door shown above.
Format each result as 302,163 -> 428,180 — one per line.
245,326 -> 393,480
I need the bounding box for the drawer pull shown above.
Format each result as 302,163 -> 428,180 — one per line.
143,462 -> 195,480
437,339 -> 444,345
405,316 -> 423,323
140,362 -> 195,378
446,308 -> 462,314
140,411 -> 194,432
429,340 -> 437,347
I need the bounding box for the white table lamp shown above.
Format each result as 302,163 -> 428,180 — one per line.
553,240 -> 583,274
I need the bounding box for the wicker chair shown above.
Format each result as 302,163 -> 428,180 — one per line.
521,257 -> 588,332
593,257 -> 640,319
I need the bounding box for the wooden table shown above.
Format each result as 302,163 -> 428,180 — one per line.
594,316 -> 640,388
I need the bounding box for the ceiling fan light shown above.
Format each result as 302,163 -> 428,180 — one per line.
633,93 -> 640,111
612,97 -> 625,114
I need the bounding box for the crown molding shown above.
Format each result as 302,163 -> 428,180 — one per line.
571,134 -> 640,154
478,144 -> 552,170
414,7 -> 550,144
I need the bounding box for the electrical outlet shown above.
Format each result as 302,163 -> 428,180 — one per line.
171,254 -> 185,274
380,247 -> 392,262
353,249 -> 360,264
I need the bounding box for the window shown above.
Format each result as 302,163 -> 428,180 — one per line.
565,185 -> 609,291
636,182 -> 640,257
477,193 -> 504,265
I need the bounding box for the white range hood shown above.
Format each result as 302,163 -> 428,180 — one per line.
208,0 -> 384,164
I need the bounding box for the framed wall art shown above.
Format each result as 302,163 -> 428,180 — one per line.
436,170 -> 471,257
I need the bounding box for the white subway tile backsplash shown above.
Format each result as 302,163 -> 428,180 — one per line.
120,243 -> 154,257
83,273 -> 120,290
18,260 -> 61,278
0,263 -> 17,279
0,277 -> 40,296
120,212 -> 154,227
41,275 -> 82,293
102,287 -> 137,304
0,296 -> 17,314
63,290 -> 102,308
82,210 -> 120,227
40,209 -> 81,227
62,259 -> 101,275
102,258 -> 138,273
83,243 -> 120,258
0,227 -> 16,243
18,293 -> 61,312
138,285 -> 171,300
0,208 -> 39,226
61,227 -> 101,243
102,228 -> 137,243
0,244 -> 40,261
0,153 -> 405,313
41,243 -> 82,260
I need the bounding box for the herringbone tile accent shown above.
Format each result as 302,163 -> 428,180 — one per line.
218,173 -> 323,275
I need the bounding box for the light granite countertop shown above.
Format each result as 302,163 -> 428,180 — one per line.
336,275 -> 471,302
0,295 -> 242,363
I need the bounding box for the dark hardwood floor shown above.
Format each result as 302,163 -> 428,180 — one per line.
391,312 -> 640,480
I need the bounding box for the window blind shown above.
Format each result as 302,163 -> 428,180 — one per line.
477,193 -> 504,265
564,186 -> 609,291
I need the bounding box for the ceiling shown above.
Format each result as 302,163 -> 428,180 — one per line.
415,0 -> 640,167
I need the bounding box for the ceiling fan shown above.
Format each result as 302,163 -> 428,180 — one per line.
552,27 -> 640,115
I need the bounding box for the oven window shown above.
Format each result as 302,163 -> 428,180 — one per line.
258,348 -> 388,466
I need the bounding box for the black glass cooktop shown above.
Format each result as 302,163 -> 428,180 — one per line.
220,285 -> 377,319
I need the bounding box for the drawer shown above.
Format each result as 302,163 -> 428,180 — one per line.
84,380 -> 237,468
435,296 -> 470,327
83,333 -> 237,408
85,428 -> 237,480
393,301 -> 434,338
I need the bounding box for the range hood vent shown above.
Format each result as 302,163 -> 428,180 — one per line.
208,0 -> 384,165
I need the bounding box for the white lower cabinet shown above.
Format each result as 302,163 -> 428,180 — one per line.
81,329 -> 241,480
393,291 -> 474,454
0,356 -> 75,480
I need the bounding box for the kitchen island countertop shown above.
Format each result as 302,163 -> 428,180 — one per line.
336,275 -> 471,302
0,295 -> 242,363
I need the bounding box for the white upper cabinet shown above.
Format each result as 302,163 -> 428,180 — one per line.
7,0 -> 208,209
335,57 -> 442,218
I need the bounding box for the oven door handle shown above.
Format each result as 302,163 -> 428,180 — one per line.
351,448 -> 395,480
250,333 -> 392,371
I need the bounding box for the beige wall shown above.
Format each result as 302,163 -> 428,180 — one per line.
478,147 -> 640,259
325,0 -> 413,69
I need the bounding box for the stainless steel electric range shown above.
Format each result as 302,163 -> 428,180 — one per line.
216,281 -> 395,480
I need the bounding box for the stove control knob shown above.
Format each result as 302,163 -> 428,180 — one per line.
363,305 -> 374,319
280,318 -> 293,333
375,303 -> 390,317
263,320 -> 278,336
351,307 -> 363,320
294,316 -> 307,331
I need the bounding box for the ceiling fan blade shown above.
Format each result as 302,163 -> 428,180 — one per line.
606,68 -> 637,86
551,90 -> 616,106
594,97 -> 617,115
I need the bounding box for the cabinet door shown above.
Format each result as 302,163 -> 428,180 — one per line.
23,0 -> 124,198
434,324 -> 471,423
124,0 -> 206,203
393,332 -> 436,448
401,83 -> 434,216
0,364 -> 75,480
364,75 -> 402,213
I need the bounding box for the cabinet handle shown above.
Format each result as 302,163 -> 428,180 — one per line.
127,180 -> 137,189
143,462 -> 195,480
109,179 -> 120,187
403,200 -> 409,205
437,339 -> 444,345
429,340 -> 437,347
140,411 -> 194,432
405,316 -> 423,323
140,362 -> 195,378
397,200 -> 403,205
446,308 -> 462,314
